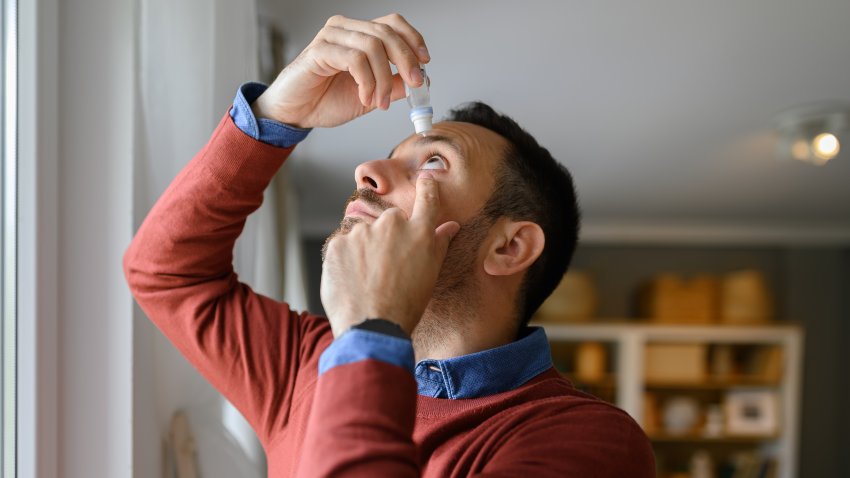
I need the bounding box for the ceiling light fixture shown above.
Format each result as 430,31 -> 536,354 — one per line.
774,103 -> 849,166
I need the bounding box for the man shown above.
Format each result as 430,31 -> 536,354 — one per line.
125,13 -> 654,478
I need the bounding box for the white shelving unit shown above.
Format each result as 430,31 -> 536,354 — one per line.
535,322 -> 804,478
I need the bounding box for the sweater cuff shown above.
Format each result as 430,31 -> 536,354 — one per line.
319,329 -> 415,375
230,82 -> 312,148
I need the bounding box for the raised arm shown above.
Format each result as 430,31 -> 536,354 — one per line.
123,111 -> 331,445
126,10 -> 433,453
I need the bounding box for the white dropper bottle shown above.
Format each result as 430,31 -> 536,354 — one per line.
406,66 -> 433,135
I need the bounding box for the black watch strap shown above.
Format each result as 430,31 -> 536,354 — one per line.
351,318 -> 410,339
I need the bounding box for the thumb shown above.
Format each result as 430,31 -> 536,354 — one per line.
434,221 -> 461,262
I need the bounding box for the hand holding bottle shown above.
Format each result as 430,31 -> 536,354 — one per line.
251,14 -> 431,129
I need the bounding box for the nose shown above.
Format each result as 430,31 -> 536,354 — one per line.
354,159 -> 403,195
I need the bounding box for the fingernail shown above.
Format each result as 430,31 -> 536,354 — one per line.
410,67 -> 423,86
418,46 -> 430,62
383,94 -> 391,110
420,172 -> 434,180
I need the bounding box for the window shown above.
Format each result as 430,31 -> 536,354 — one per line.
1,0 -> 17,474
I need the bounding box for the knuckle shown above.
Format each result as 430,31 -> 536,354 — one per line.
403,50 -> 419,65
359,74 -> 375,89
413,222 -> 430,236
363,35 -> 383,52
348,49 -> 367,64
325,14 -> 344,26
419,183 -> 436,199
389,12 -> 405,22
303,40 -> 324,57
374,23 -> 393,35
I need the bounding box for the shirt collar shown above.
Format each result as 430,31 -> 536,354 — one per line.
414,327 -> 553,399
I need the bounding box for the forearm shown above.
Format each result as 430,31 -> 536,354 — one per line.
124,112 -> 292,304
124,82 -> 308,306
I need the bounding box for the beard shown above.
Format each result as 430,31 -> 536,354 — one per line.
411,212 -> 490,353
321,188 -> 395,261
322,188 -> 493,352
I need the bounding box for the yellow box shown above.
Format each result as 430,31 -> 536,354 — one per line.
645,344 -> 707,383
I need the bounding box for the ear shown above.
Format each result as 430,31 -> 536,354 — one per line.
483,220 -> 545,277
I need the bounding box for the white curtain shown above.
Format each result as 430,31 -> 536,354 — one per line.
137,0 -> 307,475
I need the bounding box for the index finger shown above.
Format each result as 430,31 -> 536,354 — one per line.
410,174 -> 440,227
373,13 -> 430,63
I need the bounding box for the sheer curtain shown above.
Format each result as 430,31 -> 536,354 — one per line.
136,0 -> 306,475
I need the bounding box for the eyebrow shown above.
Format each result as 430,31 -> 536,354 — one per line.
388,134 -> 465,159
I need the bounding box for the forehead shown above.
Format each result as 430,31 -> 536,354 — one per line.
392,121 -> 509,173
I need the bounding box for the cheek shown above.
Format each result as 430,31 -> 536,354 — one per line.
396,188 -> 418,218
437,190 -> 480,225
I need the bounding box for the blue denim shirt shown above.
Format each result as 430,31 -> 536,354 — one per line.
230,82 -> 554,399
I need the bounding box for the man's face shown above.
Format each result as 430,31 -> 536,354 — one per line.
334,121 -> 509,235
323,121 -> 511,348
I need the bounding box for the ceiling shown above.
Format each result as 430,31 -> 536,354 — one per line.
261,0 -> 850,242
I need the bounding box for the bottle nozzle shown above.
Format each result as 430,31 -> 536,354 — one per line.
410,106 -> 434,134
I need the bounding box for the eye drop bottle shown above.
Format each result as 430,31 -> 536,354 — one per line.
406,66 -> 433,135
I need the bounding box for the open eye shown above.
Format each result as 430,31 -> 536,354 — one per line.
420,154 -> 448,171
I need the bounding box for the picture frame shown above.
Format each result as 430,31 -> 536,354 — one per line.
724,389 -> 779,436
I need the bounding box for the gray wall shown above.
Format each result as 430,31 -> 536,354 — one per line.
838,250 -> 848,475
304,238 -> 849,478
782,249 -> 844,478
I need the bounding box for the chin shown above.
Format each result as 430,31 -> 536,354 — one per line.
321,217 -> 365,262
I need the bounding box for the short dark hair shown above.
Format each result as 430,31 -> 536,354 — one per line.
446,102 -> 581,328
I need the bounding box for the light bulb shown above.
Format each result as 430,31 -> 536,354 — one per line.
405,66 -> 433,135
812,132 -> 840,161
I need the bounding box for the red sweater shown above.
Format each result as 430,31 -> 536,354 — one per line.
124,113 -> 656,477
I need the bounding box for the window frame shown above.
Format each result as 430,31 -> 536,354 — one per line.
1,0 -> 17,473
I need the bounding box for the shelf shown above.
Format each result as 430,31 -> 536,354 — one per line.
538,322 -> 803,478
648,432 -> 780,444
537,321 -> 803,344
645,377 -> 781,390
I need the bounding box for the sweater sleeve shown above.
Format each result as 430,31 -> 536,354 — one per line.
123,112 -> 332,446
294,359 -> 420,477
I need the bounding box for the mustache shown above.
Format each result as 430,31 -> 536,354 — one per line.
344,188 -> 397,215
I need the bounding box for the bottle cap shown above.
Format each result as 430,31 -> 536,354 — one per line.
410,106 -> 434,134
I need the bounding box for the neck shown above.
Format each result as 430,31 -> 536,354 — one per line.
411,279 -> 519,363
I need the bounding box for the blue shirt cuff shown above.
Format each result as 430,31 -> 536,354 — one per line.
319,329 -> 415,375
230,82 -> 312,148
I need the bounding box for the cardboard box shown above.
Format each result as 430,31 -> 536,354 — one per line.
645,343 -> 707,383
639,274 -> 719,324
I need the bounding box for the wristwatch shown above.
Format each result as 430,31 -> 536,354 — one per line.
351,318 -> 410,339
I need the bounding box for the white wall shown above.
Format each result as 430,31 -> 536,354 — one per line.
19,0 -> 136,476
57,0 -> 136,475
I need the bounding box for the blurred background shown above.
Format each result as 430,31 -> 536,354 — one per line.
9,0 -> 849,477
